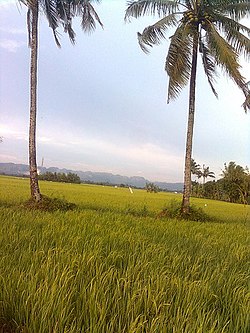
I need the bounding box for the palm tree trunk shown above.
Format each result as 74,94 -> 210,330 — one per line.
181,32 -> 199,215
29,1 -> 41,202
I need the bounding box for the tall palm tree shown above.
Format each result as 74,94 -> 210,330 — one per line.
200,164 -> 215,184
125,0 -> 250,215
19,0 -> 103,202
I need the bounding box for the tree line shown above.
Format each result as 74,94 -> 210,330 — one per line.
18,0 -> 250,216
39,172 -> 81,184
192,161 -> 250,204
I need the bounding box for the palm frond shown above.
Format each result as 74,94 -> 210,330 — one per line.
58,0 -> 103,38
242,81 -> 250,112
137,14 -> 179,53
55,1 -> 76,44
42,0 -> 61,46
206,22 -> 249,104
242,91 -> 250,112
125,0 -> 180,21
218,1 -> 250,21
213,15 -> 250,60
182,0 -> 192,10
199,37 -> 218,98
68,0 -> 101,15
165,24 -> 193,101
19,0 -> 35,6
63,20 -> 76,44
80,1 -> 103,33
226,30 -> 250,59
20,0 -> 62,47
215,14 -> 250,37
42,0 -> 59,30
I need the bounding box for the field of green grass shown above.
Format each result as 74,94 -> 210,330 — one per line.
0,176 -> 249,332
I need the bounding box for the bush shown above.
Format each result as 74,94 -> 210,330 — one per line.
159,200 -> 211,222
145,182 -> 159,193
22,195 -> 77,212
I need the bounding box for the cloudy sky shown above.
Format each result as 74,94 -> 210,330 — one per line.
0,0 -> 249,182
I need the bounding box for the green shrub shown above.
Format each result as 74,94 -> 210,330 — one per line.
22,195 -> 77,212
160,199 -> 212,222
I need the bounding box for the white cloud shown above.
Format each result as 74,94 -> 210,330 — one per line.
0,153 -> 24,163
0,125 -> 27,140
38,136 -> 52,143
0,27 -> 26,35
0,39 -> 26,52
36,131 -> 183,181
0,0 -> 16,8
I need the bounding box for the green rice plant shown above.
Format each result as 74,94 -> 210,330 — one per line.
0,176 -> 249,332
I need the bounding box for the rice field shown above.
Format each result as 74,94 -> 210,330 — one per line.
0,176 -> 249,332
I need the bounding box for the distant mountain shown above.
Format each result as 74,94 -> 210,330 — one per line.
0,163 -> 30,176
154,181 -> 183,192
0,163 -> 183,192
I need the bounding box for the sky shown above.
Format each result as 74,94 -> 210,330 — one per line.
0,0 -> 250,182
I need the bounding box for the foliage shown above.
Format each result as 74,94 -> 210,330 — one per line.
19,0 -> 103,45
145,182 -> 159,193
191,159 -> 215,184
39,171 -> 81,184
192,161 -> 250,204
191,158 -> 201,178
126,0 -> 250,107
160,199 -> 212,221
200,164 -> 215,184
0,176 -> 249,332
23,195 -> 77,212
221,162 -> 250,204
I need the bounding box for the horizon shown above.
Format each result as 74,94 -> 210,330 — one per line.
0,161 -> 185,183
2,160 -> 247,184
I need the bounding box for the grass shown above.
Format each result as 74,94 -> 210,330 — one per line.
0,176 -> 249,332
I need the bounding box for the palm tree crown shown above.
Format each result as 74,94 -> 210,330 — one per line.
20,0 -> 103,46
125,0 -> 250,110
201,164 -> 215,183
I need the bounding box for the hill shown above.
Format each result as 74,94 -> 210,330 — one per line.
0,163 -> 183,192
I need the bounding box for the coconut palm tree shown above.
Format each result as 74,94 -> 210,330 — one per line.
125,0 -> 250,215
19,0 -> 103,202
200,164 -> 215,184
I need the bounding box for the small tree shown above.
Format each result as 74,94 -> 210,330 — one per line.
145,182 -> 159,193
200,164 -> 215,184
221,161 -> 250,204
